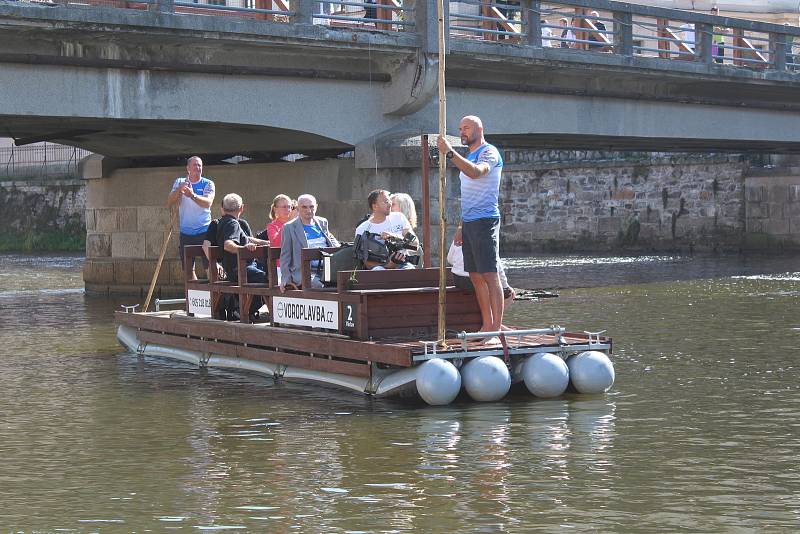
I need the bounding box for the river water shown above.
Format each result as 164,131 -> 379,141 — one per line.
1,252 -> 799,532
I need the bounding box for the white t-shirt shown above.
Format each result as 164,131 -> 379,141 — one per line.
355,212 -> 410,239
447,242 -> 509,288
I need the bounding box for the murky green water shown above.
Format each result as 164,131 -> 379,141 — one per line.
1,253 -> 799,532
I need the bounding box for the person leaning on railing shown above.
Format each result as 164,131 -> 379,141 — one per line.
558,18 -> 575,48
711,6 -> 725,64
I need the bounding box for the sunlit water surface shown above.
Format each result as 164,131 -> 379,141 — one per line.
1,253 -> 799,532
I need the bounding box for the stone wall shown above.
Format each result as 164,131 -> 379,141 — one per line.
0,179 -> 85,249
743,173 -> 800,249
500,153 -> 748,252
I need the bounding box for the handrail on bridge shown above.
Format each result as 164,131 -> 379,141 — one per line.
9,0 -> 800,72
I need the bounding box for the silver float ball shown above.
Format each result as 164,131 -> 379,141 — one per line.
462,355 -> 511,402
522,353 -> 569,398
567,350 -> 615,394
416,358 -> 461,405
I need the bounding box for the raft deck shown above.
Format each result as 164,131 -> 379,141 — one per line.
116,311 -> 610,381
116,244 -> 611,379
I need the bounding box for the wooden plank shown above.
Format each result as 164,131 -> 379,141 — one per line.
362,289 -> 475,307
338,267 -> 453,290
184,245 -> 204,282
267,246 -> 280,288
238,345 -> 370,377
139,330 -> 239,358
207,246 -> 222,284
300,247 -> 339,290
139,331 -> 371,377
117,312 -> 234,339
116,312 -> 412,366
235,325 -> 411,366
367,311 -> 482,330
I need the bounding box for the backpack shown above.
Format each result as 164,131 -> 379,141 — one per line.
318,244 -> 359,286
353,231 -> 390,266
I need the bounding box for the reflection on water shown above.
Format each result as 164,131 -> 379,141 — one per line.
0,253 -> 799,531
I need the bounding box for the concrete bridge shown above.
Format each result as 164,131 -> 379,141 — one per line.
2,0 -> 800,163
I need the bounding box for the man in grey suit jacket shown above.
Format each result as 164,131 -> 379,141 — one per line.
279,193 -> 340,291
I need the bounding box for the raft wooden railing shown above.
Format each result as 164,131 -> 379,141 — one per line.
178,244 -> 483,338
299,247 -> 342,291
336,267 -> 455,291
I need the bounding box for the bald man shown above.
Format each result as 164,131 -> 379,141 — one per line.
167,156 -> 215,280
438,116 -> 505,344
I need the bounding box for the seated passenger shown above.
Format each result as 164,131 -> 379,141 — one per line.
256,194 -> 294,247
391,192 -> 418,229
391,192 -> 422,265
204,200 -> 259,280
217,193 -> 268,285
255,194 -> 294,280
355,189 -> 418,271
279,194 -> 340,292
447,240 -> 515,310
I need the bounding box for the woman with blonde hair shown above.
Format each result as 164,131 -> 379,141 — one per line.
258,194 -> 294,248
390,192 -> 418,229
390,192 -> 422,265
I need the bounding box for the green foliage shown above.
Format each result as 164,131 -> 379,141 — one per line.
0,229 -> 85,253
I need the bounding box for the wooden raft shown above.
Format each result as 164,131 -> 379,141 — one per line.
113,244 -> 611,380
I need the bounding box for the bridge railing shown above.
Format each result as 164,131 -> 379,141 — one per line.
449,0 -> 526,42
447,0 -> 800,73
312,0 -> 413,31
12,0 -> 800,68
21,0 -> 411,29
0,143 -> 91,181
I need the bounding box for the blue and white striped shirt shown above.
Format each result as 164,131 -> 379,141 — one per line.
460,143 -> 503,222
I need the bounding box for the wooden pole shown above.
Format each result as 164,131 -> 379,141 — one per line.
436,0 -> 447,347
421,134 -> 431,269
143,208 -> 179,313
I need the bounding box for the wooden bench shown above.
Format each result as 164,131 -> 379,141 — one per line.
182,244 -> 481,340
334,267 -> 480,339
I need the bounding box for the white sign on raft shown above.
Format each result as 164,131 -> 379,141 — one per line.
273,296 -> 339,330
187,289 -> 211,318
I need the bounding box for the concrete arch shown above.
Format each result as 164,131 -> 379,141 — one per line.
0,62 -> 414,158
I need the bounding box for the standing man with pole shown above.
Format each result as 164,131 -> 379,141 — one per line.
438,116 -> 504,344
167,156 -> 215,281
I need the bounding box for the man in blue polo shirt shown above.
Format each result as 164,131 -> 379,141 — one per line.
167,156 -> 215,280
438,116 -> 504,343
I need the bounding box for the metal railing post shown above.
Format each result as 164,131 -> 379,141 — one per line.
294,0 -> 313,25
695,22 -> 713,64
771,32 -> 788,71
416,0 -> 438,54
523,0 -> 541,48
613,11 -> 632,57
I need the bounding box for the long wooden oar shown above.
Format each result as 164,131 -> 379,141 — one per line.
143,208 -> 179,313
436,0 -> 447,348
